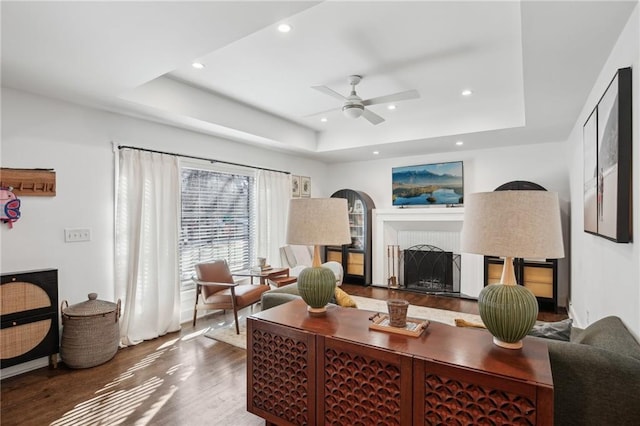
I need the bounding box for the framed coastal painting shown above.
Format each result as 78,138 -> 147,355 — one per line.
300,176 -> 311,197
291,175 -> 300,198
583,67 -> 632,243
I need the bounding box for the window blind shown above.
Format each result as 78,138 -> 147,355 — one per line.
179,167 -> 255,287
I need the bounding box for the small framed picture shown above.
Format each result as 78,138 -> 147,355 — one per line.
301,176 -> 311,197
291,175 -> 300,197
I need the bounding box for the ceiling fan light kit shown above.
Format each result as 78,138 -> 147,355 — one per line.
310,75 -> 420,125
342,103 -> 364,118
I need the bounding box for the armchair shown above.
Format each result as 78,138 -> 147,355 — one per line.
280,245 -> 344,286
192,260 -> 270,334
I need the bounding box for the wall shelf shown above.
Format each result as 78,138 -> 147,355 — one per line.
0,168 -> 56,196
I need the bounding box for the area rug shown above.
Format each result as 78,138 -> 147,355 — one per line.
204,320 -> 249,350
351,296 -> 483,326
204,297 -> 483,350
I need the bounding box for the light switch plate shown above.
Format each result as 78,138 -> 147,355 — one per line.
64,228 -> 91,242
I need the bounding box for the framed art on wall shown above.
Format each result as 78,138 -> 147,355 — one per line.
291,175 -> 300,198
583,110 -> 598,234
583,67 -> 632,243
300,176 -> 311,197
392,161 -> 463,206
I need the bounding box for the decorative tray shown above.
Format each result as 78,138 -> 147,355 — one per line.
368,313 -> 429,337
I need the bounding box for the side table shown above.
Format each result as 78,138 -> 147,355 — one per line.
234,267 -> 295,286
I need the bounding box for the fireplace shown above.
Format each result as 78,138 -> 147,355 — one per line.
402,245 -> 460,294
372,207 -> 484,298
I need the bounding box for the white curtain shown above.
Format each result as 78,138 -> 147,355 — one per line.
115,149 -> 181,346
255,170 -> 291,267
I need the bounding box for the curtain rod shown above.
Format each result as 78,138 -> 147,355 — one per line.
117,145 -> 290,175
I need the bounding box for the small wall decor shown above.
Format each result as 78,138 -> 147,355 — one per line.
0,168 -> 56,196
0,187 -> 21,228
291,175 -> 300,198
300,176 -> 311,197
582,67 -> 632,243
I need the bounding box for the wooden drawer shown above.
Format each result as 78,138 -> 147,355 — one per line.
523,266 -> 554,298
486,263 -> 502,284
326,250 -> 341,263
347,252 -> 364,276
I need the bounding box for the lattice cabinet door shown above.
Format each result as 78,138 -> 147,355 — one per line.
413,358 -> 553,426
1,269 -> 59,368
317,335 -> 413,426
247,317 -> 317,426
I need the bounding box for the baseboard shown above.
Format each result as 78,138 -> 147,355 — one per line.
1,356 -> 53,380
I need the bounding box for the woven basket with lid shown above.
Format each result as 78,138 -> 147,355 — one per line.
60,293 -> 121,369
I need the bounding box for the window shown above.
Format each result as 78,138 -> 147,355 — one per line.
179,166 -> 255,289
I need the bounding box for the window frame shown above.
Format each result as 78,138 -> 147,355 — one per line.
178,159 -> 257,290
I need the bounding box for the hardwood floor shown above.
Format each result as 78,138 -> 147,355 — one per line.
1,284 -> 567,425
1,315 -> 263,426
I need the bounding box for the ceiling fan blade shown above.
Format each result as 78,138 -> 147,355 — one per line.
302,106 -> 340,118
362,89 -> 420,106
312,85 -> 347,101
362,108 -> 385,125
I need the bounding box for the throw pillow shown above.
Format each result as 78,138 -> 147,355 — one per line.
334,287 -> 357,308
528,318 -> 572,341
454,318 -> 486,328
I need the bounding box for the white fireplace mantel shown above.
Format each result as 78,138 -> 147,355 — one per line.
371,207 -> 483,297
374,207 -> 465,230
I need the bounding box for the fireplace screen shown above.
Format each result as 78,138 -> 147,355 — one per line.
402,245 -> 460,294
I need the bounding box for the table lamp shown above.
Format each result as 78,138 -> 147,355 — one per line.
286,198 -> 351,316
461,190 -> 565,349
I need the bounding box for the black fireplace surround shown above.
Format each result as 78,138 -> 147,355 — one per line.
403,245 -> 460,294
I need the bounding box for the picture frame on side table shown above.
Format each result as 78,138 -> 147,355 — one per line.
583,67 -> 632,243
291,175 -> 300,198
300,176 -> 311,197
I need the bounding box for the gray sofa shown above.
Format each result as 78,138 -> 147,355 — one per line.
536,316 -> 640,426
261,282 -> 303,311
262,261 -> 344,311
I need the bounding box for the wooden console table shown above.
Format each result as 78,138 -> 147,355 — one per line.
247,299 -> 553,425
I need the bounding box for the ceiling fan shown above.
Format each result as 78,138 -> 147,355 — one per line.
309,75 -> 420,125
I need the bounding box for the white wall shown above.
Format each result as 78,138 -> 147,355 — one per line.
0,88 -> 328,377
325,143 -> 570,209
566,6 -> 639,336
326,141 -> 571,306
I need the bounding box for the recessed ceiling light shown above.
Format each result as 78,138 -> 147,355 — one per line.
278,23 -> 292,33
373,151 -> 380,155
461,89 -> 473,96
456,141 -> 464,146
192,62 -> 205,69
320,117 -> 328,122
387,105 -> 397,110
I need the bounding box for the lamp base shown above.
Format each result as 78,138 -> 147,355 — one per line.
297,266 -> 336,317
307,306 -> 327,317
478,282 -> 538,351
493,337 -> 523,350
